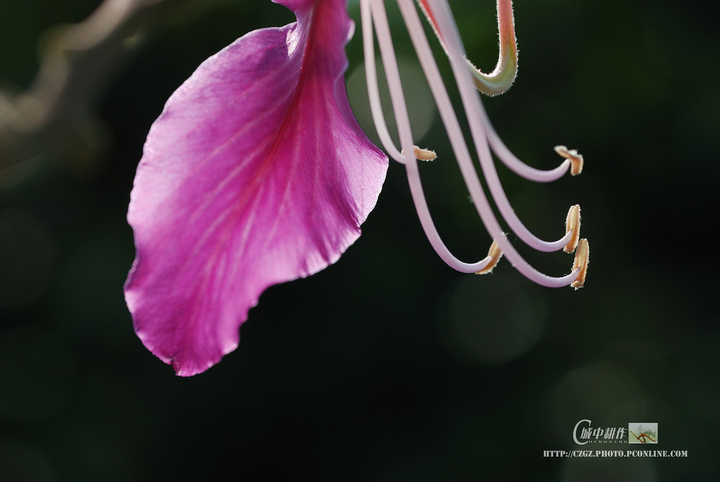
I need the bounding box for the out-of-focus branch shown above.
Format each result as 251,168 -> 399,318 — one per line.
0,0 -> 226,175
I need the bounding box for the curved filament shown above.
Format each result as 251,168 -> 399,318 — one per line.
364,0 -> 588,288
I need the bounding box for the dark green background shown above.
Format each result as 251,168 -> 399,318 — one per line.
1,0 -> 718,480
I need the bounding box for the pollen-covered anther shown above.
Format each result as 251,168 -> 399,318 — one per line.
564,204 -> 581,253
555,145 -> 584,176
570,238 -> 589,289
402,145 -> 437,161
476,240 -> 503,275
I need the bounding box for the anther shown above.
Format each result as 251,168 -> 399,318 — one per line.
476,240 -> 503,275
402,145 -> 437,161
570,238 -> 589,289
414,146 -> 437,161
563,204 -> 581,253
554,145 -> 584,176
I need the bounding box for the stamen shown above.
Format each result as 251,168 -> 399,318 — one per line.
403,2 -> 580,257
473,139 -> 578,253
564,204 -> 581,253
484,118 -> 574,183
475,240 -> 503,275
364,0 -> 589,289
366,0 -> 500,274
555,145 -> 584,176
402,0 -> 583,287
570,239 -> 589,289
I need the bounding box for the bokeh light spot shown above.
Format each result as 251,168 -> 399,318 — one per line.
347,55 -> 437,147
439,274 -> 547,365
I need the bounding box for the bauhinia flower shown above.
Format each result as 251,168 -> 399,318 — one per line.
125,0 -> 589,376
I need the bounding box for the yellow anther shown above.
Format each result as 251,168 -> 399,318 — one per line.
570,238 -> 589,289
476,240 -> 503,275
402,146 -> 437,161
564,204 -> 581,254
555,145 -> 584,176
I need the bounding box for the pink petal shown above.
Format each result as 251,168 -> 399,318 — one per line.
124,0 -> 388,376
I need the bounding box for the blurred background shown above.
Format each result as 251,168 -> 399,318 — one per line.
1,0 -> 718,480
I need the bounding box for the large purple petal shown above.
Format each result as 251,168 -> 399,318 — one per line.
124,0 -> 388,376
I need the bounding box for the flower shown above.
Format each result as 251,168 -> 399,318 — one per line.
125,0 -> 387,376
125,0 -> 589,376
